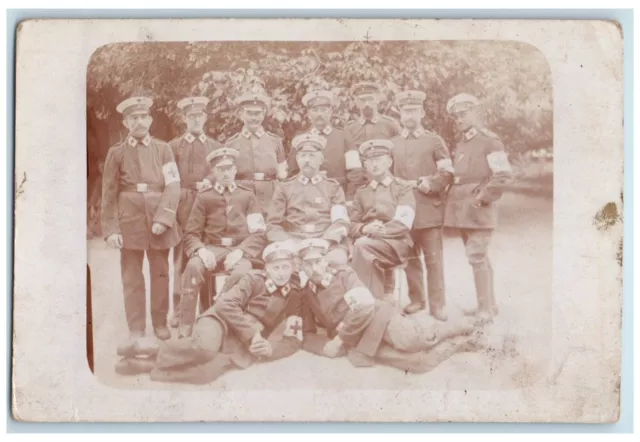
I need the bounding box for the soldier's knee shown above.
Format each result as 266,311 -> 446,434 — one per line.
353,237 -> 377,259
465,247 -> 488,267
193,316 -> 224,356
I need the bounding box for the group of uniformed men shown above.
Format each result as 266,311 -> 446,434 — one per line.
101,81 -> 513,383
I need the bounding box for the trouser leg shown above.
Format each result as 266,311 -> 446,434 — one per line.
382,313 -> 475,353
146,248 -> 170,329
120,248 -> 146,334
422,227 -> 446,314
461,229 -> 495,316
180,256 -> 208,333
351,237 -> 398,300
405,231 -> 426,306
152,315 -> 226,379
171,241 -> 186,325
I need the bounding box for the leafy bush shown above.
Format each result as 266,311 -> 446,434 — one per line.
87,40 -> 553,181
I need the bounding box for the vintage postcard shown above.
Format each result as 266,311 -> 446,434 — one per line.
12,18 -> 623,423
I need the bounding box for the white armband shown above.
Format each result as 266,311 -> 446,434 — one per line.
162,162 -> 180,185
343,286 -> 375,310
393,205 -> 415,229
486,151 -> 512,173
246,213 -> 266,233
330,204 -> 349,223
283,315 -> 304,341
436,158 -> 454,173
345,150 -> 362,170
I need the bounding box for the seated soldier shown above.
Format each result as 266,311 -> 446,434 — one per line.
177,147 -> 267,338
267,132 -> 350,267
297,238 -> 481,373
114,241 -> 307,384
349,139 -> 416,301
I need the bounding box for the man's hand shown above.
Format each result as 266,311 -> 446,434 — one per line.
249,332 -> 273,357
106,233 -> 123,249
417,178 -> 431,194
151,222 -> 168,235
323,336 -> 344,358
224,249 -> 244,271
324,225 -> 347,243
362,220 -> 385,236
197,179 -> 213,193
197,248 -> 217,270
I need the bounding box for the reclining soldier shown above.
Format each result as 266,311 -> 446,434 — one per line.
115,241 -> 307,384
176,146 -> 268,338
267,132 -> 350,268
297,238 -> 481,373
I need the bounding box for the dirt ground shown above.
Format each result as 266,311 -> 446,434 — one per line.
87,192 -> 552,392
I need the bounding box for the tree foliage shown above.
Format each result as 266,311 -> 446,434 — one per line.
87,40 -> 553,180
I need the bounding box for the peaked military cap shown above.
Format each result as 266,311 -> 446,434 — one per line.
396,90 -> 426,109
263,240 -> 296,262
297,238 -> 331,260
292,133 -> 328,152
206,147 -> 239,167
236,92 -> 271,110
302,90 -> 334,108
446,93 -> 480,114
359,139 -> 395,158
350,81 -> 382,98
177,96 -> 210,115
116,96 -> 153,116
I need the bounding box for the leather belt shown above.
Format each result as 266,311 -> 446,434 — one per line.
120,183 -> 163,193
209,237 -> 238,247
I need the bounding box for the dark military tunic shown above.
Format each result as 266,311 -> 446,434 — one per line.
266,173 -> 349,244
226,126 -> 287,213
391,128 -> 454,229
101,134 -> 181,250
345,115 -> 402,147
444,128 -> 513,229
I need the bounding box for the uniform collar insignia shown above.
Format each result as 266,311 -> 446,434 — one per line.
242,126 -> 265,139
184,133 -> 207,144
127,134 -> 151,147
370,175 -> 393,189
464,127 -> 478,140
214,182 -> 237,194
308,281 -> 317,294
280,283 -> 291,297
298,174 -> 324,185
265,279 -> 278,294
311,126 -> 333,136
401,128 -> 425,138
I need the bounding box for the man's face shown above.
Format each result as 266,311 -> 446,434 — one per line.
184,111 -> 207,135
240,107 -> 266,131
308,104 -> 332,129
265,259 -> 294,287
363,154 -> 392,180
400,106 -> 424,131
123,112 -> 152,138
355,94 -> 380,119
300,256 -> 328,283
296,150 -> 324,177
212,163 -> 237,186
452,106 -> 478,132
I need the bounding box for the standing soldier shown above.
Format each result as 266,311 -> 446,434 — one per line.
287,89 -> 363,200
101,96 -> 181,341
267,133 -> 350,267
391,91 -> 454,319
168,96 -> 221,328
349,140 -> 416,301
226,91 -> 288,214
444,93 -> 513,324
346,82 -> 402,294
345,82 -> 402,145
177,147 -> 267,338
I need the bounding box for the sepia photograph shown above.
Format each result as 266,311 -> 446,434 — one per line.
12,18 -> 623,423
86,40 -> 553,390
